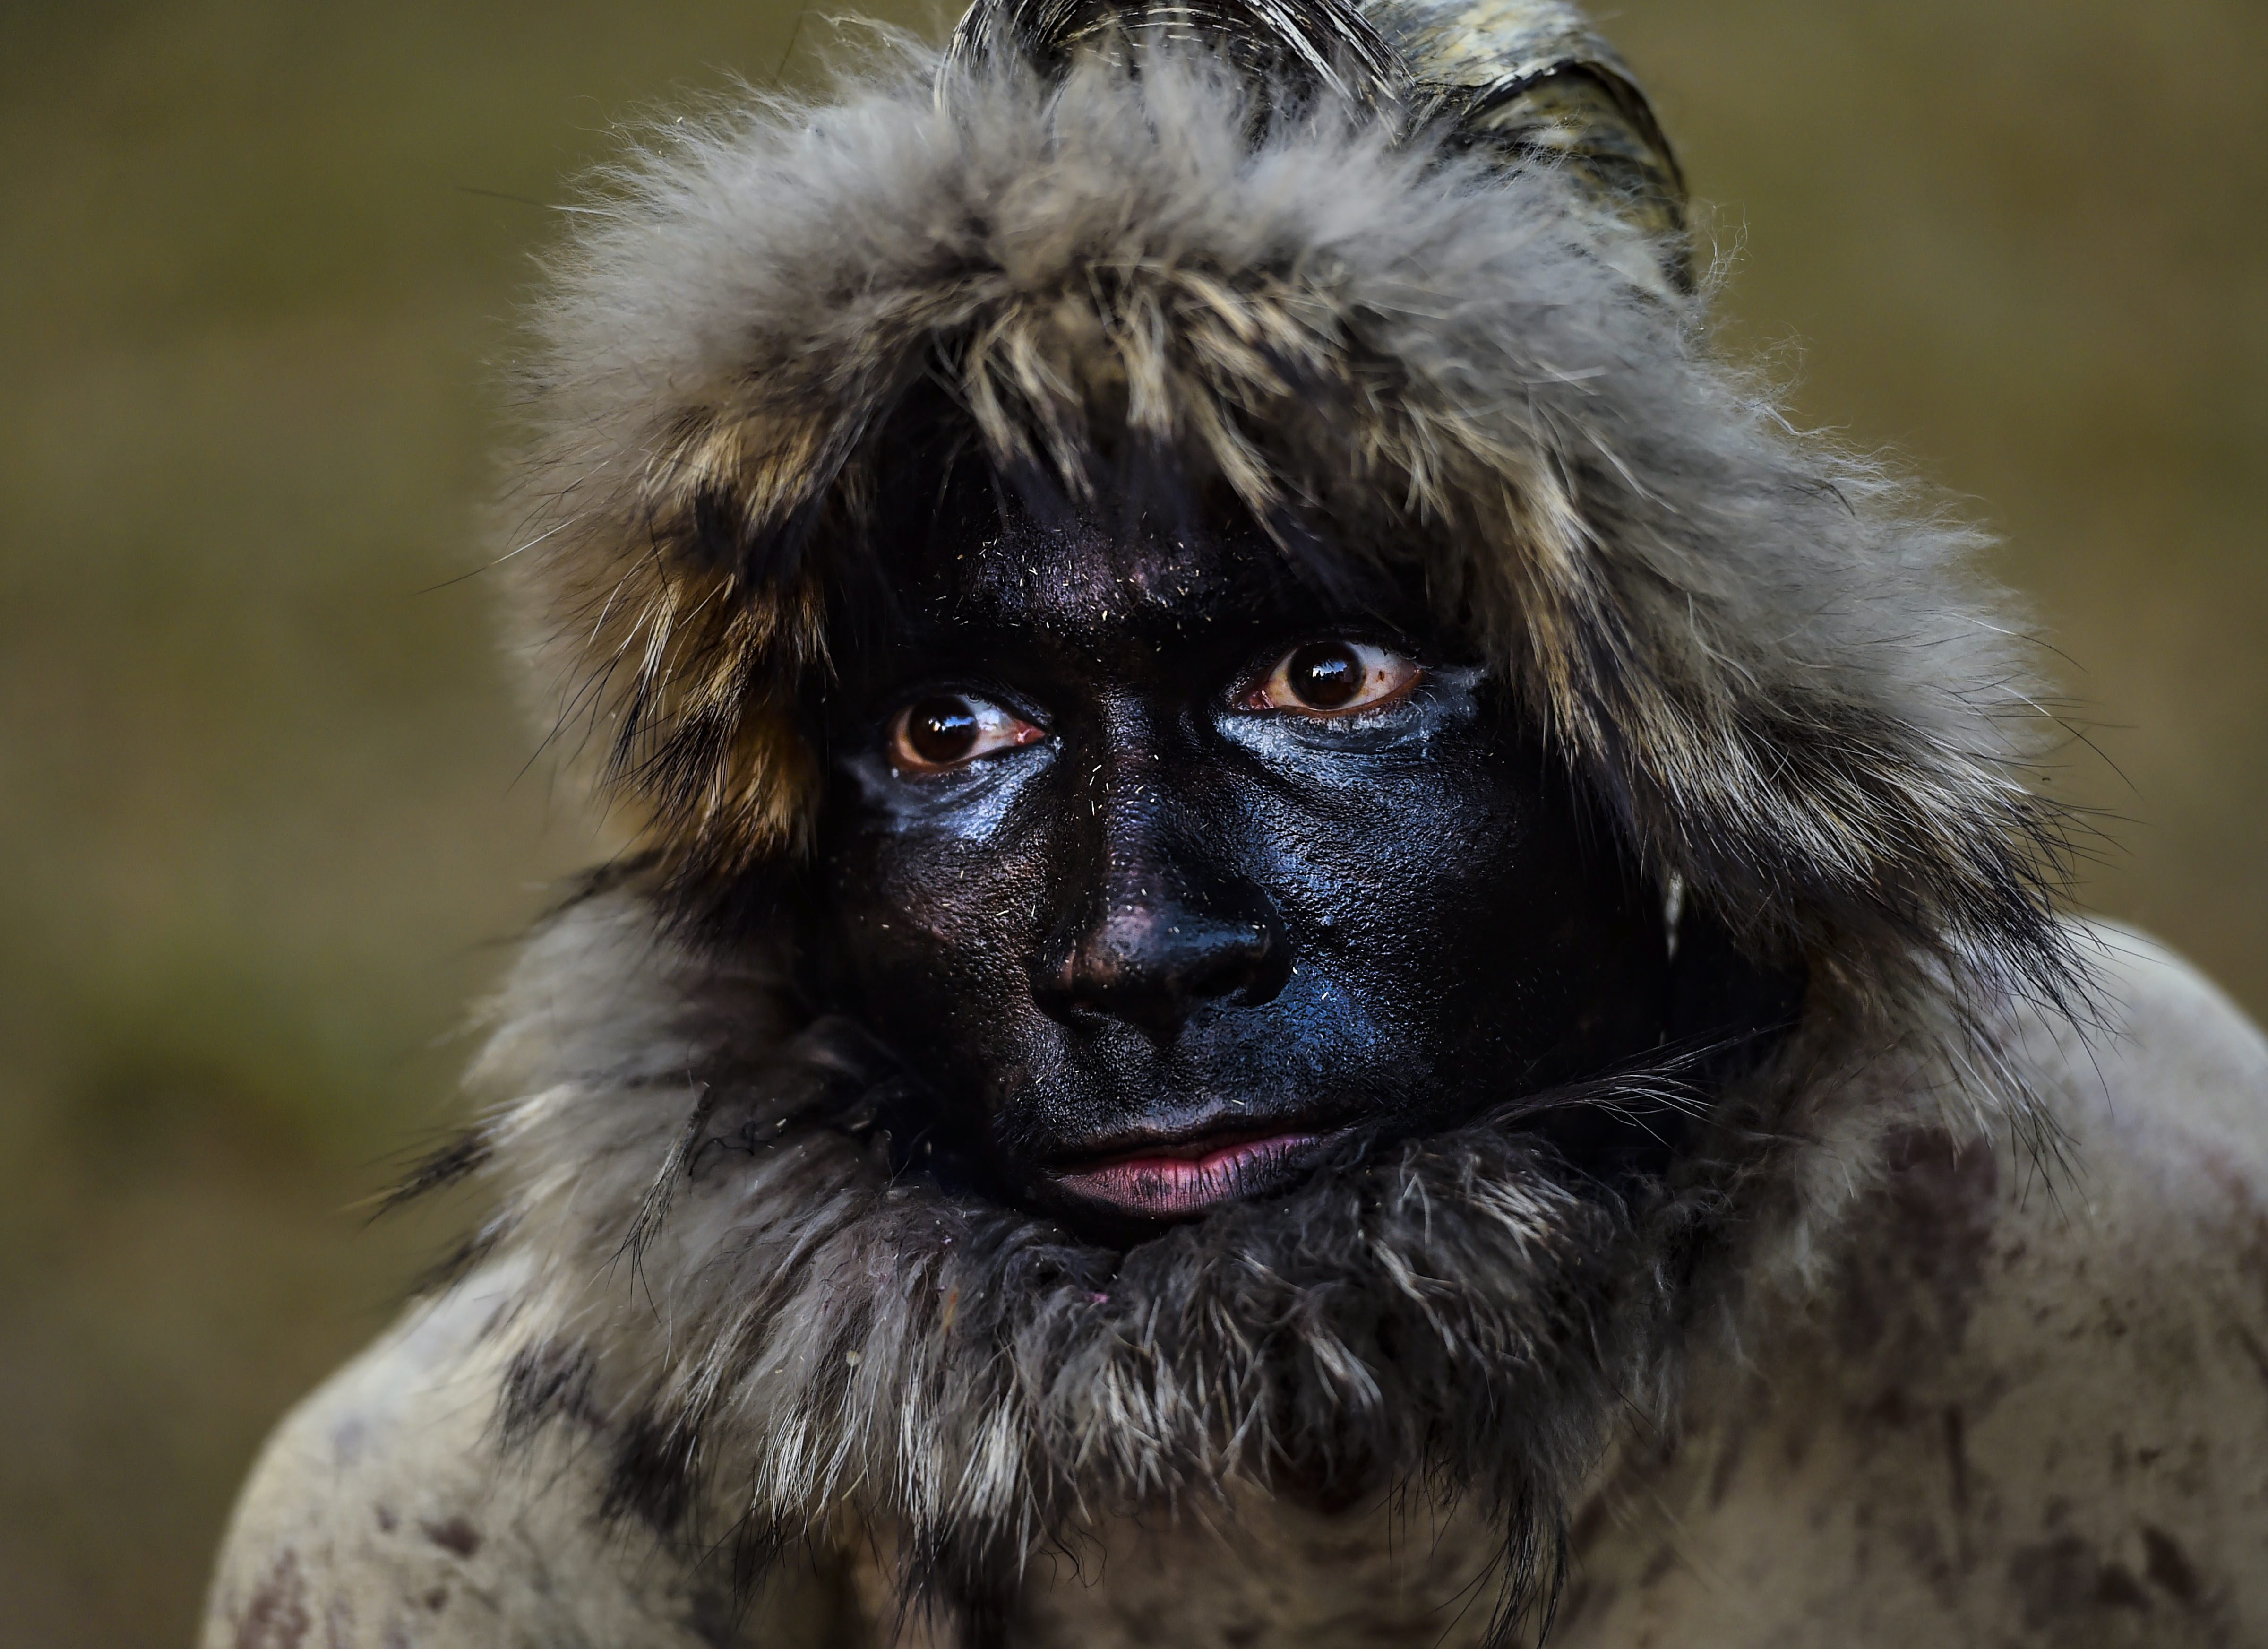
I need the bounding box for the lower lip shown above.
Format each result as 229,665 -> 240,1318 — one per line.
1049,1131 -> 1322,1219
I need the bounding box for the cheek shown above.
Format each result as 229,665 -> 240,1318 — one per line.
1253,750 -> 1658,1080
823,828 -> 1048,1076
1249,755 -> 1503,953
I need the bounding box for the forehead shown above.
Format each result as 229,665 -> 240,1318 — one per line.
869,458 -> 1407,661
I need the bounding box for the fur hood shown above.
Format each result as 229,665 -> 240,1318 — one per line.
442,0 -> 2086,1638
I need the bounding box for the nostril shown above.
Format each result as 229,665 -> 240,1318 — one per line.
1172,916 -> 1281,1006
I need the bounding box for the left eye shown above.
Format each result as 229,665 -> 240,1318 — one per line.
1242,640 -> 1421,717
888,693 -> 1047,774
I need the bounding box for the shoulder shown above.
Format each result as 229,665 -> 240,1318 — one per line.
1564,924 -> 2268,1646
1976,925 -> 2268,1417
1944,928 -> 2268,1624
1810,921 -> 2268,1422
1970,922 -> 2268,1373
199,1263 -> 853,1649
2038,921 -> 2268,1174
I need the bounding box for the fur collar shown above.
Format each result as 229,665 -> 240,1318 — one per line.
463,881 -> 1899,1637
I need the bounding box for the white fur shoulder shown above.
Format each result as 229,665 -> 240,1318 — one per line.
197,1260 -> 853,1649
1562,921 -> 2268,1646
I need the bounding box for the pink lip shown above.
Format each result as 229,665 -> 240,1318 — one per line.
1048,1130 -> 1323,1219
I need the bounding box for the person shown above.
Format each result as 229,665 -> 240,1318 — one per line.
201,1 -> 2268,1643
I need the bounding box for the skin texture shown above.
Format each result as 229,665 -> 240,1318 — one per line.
808,472 -> 1672,1238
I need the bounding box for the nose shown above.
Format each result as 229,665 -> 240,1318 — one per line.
1036,886 -> 1287,1036
1030,749 -> 1289,1039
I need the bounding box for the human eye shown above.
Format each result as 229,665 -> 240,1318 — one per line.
886,692 -> 1048,775
1237,639 -> 1422,718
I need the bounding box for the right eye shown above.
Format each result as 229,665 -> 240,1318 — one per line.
888,694 -> 1047,774
1239,639 -> 1421,718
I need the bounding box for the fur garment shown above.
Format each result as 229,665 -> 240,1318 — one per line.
447,8 -> 2088,1640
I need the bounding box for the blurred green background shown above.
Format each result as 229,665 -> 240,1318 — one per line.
0,0 -> 2260,1641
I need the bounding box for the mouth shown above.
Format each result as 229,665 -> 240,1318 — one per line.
1044,1123 -> 1343,1220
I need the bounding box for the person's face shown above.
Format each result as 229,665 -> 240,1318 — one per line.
811,473 -> 1670,1242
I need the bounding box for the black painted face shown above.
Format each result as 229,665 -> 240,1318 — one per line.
812,474 -> 1672,1242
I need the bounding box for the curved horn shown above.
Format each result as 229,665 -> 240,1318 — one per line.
942,0 -> 1406,115
942,0 -> 1687,291
1373,0 -> 1688,286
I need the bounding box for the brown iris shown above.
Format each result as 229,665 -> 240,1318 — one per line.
903,697 -> 980,766
1281,642 -> 1364,710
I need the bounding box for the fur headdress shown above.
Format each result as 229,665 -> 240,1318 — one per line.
444,0 -> 2085,1640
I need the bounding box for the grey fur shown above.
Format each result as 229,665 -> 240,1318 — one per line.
464,23 -> 2087,1644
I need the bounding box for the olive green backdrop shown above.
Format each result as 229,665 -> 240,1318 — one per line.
0,0 -> 2260,1641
